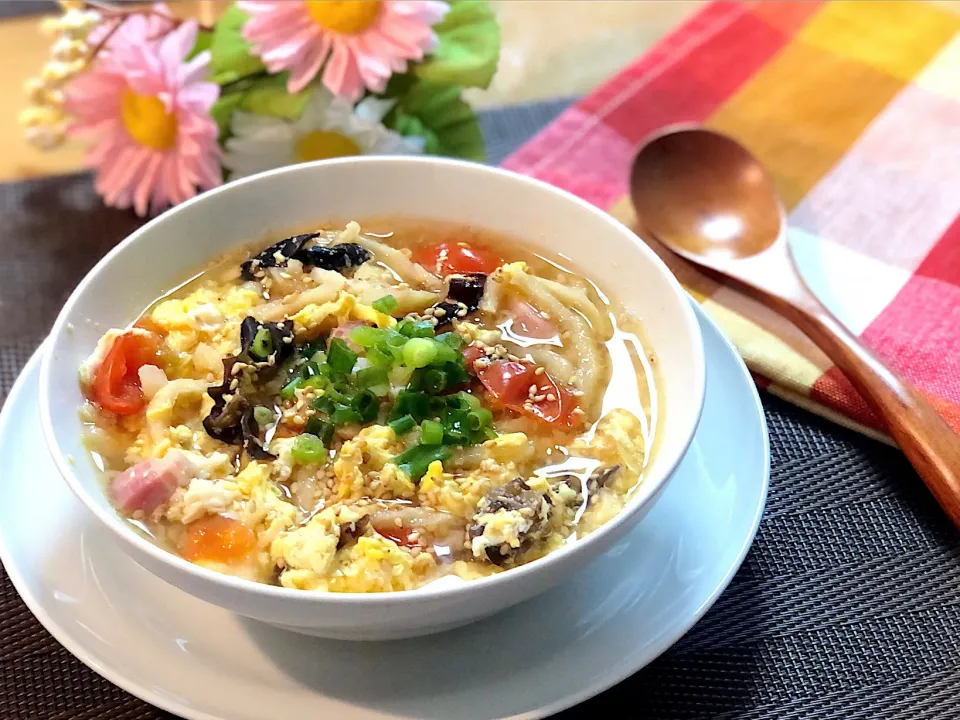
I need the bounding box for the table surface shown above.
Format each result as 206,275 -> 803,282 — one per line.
1,4 -> 959,720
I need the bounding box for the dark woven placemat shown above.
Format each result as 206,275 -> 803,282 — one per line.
1,95 -> 958,720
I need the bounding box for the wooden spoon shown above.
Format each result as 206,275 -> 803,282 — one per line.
629,125 -> 960,528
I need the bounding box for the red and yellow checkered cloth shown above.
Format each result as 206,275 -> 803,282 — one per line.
504,0 -> 960,440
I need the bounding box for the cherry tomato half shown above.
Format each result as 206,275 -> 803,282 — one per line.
91,332 -> 160,415
412,241 -> 503,277
473,359 -> 579,427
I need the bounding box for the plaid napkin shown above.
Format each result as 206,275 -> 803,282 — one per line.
503,0 -> 960,440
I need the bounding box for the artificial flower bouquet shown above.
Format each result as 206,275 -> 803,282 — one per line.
21,0 -> 500,216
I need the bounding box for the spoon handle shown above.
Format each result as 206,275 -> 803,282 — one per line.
775,300 -> 960,527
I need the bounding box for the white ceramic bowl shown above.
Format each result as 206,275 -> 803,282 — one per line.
40,157 -> 705,641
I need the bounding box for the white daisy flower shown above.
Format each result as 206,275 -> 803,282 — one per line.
222,89 -> 423,181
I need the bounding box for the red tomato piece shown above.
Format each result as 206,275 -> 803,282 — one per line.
461,344 -> 486,369
91,332 -> 161,415
474,359 -> 579,427
412,241 -> 503,277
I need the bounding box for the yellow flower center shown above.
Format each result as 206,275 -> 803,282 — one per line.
121,90 -> 177,151
295,130 -> 362,163
305,1 -> 381,34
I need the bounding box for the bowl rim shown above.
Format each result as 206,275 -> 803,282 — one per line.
39,155 -> 706,606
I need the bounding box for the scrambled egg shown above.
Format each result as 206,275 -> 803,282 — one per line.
233,461 -> 298,548
271,504 -> 363,585
419,458 -> 518,519
483,433 -> 535,464
291,293 -> 395,338
326,536 -> 436,593
572,408 -> 646,491
471,508 -> 533,558
334,425 -> 415,500
150,286 -> 261,362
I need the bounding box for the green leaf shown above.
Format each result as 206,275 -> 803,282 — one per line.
211,75 -> 314,143
210,91 -> 243,140
385,80 -> 484,161
237,74 -> 314,120
188,28 -> 213,61
414,0 -> 499,89
209,5 -> 265,85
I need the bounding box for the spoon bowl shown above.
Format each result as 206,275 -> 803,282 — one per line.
630,127 -> 783,260
629,125 -> 960,529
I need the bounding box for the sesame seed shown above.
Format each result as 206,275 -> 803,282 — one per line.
394,517 -> 403,527
533,394 -> 546,402
423,307 -> 435,317
434,307 -> 447,317
282,336 -> 292,344
507,354 -> 520,362
546,393 -> 556,402
534,367 -> 546,376
273,251 -> 286,263
528,384 -> 538,396
229,379 -> 239,390
457,309 -> 468,317
572,408 -> 586,416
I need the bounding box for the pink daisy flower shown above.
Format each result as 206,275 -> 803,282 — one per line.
239,1 -> 449,101
65,20 -> 221,216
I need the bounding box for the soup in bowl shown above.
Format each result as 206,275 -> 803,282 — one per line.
41,157 -> 704,639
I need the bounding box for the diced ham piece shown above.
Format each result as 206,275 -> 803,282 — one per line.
110,453 -> 195,514
507,299 -> 557,340
330,321 -> 365,352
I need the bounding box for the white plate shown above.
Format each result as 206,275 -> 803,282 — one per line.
0,304 -> 768,720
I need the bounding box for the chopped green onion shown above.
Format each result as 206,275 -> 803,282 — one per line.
356,366 -> 389,390
420,420 -> 444,445
310,350 -> 327,365
436,332 -> 464,350
327,338 -> 358,376
394,444 -> 452,480
351,389 -> 380,422
367,344 -> 395,369
311,396 -> 335,415
281,376 -> 304,400
331,407 -> 363,426
304,417 -> 334,444
300,360 -> 322,379
388,414 -> 416,435
429,340 -> 460,365
453,391 -> 481,410
442,409 -> 470,444
403,337 -> 438,368
391,390 -> 430,422
349,325 -> 385,348
409,321 -> 436,338
298,338 -> 326,358
396,319 -> 416,337
303,375 -> 326,390
291,433 -> 325,464
384,330 -> 408,349
422,368 -> 447,394
388,365 -> 413,388
372,295 -> 398,314
467,408 -> 493,432
250,327 -> 274,359
442,359 -> 471,387
253,406 -> 274,427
